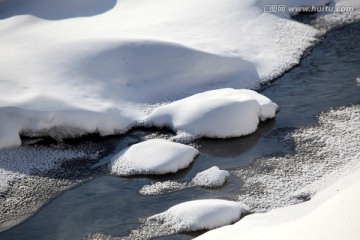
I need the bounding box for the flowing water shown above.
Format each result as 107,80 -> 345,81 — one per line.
1,22 -> 359,240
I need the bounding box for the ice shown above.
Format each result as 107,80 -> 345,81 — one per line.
145,89 -> 278,139
192,166 -> 230,187
149,199 -> 249,232
139,166 -> 230,195
109,139 -> 198,176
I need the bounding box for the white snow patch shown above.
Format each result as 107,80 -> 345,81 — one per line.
110,139 -> 198,176
1,0 -> 350,148
192,166 -> 230,187
145,89 -> 278,139
0,107 -> 133,149
149,199 -> 249,232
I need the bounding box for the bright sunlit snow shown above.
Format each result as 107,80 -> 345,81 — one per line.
109,139 -> 198,176
145,89 -> 278,139
0,0 -> 344,148
149,199 -> 249,232
192,166 -> 230,187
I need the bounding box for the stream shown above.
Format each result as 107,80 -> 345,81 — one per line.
0,22 -> 359,240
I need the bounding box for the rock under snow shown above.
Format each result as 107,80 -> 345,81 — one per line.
145,88 -> 278,139
109,139 -> 198,176
150,199 -> 249,232
192,166 -> 230,187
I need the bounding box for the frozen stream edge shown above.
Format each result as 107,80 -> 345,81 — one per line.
87,105 -> 360,240
237,105 -> 360,212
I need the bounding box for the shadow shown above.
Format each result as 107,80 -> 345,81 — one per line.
77,40 -> 259,103
0,0 -> 117,20
195,119 -> 275,158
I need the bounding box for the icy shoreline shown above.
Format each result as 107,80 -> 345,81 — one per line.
196,109 -> 360,240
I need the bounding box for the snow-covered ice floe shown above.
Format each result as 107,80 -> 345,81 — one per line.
145,89 -> 279,139
2,0 -> 358,148
109,139 -> 198,176
191,166 -> 230,187
149,199 -> 249,232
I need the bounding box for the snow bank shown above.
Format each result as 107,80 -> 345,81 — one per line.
192,167 -> 230,187
1,0 -> 347,148
0,107 -> 133,149
196,170 -> 360,240
145,89 -> 278,139
149,199 -> 249,232
109,139 -> 198,176
196,105 -> 360,240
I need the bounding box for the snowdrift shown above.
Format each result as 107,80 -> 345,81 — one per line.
1,0 -> 350,148
149,199 -> 249,232
145,89 -> 278,139
110,139 -> 198,176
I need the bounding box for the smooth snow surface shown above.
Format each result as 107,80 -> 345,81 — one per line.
192,166 -> 230,187
2,0 -> 354,148
146,89 -> 279,139
149,199 -> 249,232
110,139 -> 198,176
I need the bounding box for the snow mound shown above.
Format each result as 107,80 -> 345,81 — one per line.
0,107 -> 133,149
145,88 -> 278,139
192,166 -> 230,187
150,199 -> 249,232
110,139 -> 198,176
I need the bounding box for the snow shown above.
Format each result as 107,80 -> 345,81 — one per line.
139,166 -> 230,195
0,107 -> 133,149
149,199 -> 249,232
196,171 -> 360,240
145,89 -> 278,139
0,0 -> 347,148
196,105 -> 360,240
192,167 -> 230,187
109,139 -> 198,176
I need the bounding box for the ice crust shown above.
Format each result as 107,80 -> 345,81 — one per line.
139,166 -> 230,195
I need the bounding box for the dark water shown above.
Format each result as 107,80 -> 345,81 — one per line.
1,23 -> 360,240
